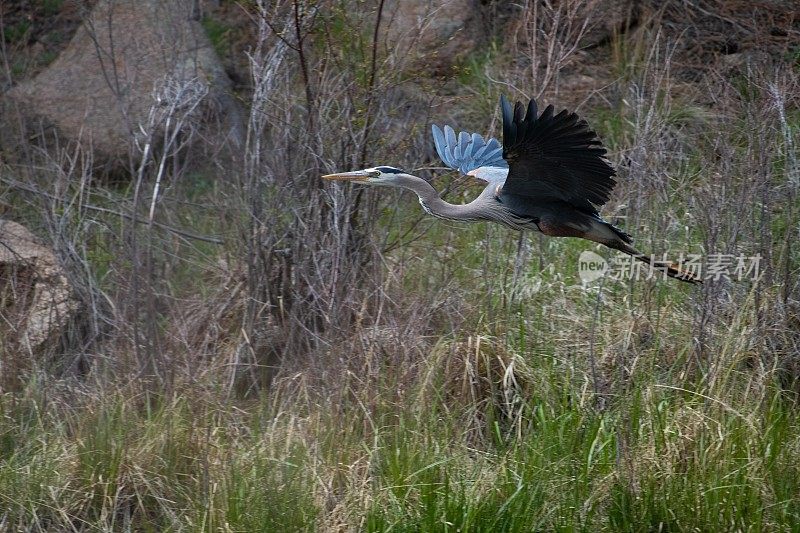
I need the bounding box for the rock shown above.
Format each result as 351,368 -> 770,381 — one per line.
0,220 -> 78,366
7,0 -> 244,170
383,0 -> 480,71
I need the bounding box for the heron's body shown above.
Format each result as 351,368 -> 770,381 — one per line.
412,177 -> 631,248
323,96 -> 701,284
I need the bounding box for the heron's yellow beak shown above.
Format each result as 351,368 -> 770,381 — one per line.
321,170 -> 373,182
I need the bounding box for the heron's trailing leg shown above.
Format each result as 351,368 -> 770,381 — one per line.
578,218 -> 701,284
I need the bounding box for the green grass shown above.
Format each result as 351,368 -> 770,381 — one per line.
201,16 -> 232,57
42,0 -> 63,16
3,21 -> 30,44
10,61 -> 27,77
0,346 -> 797,530
37,49 -> 58,66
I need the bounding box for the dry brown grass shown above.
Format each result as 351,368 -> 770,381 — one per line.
0,0 -> 798,530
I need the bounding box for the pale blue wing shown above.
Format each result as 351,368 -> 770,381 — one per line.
432,124 -> 508,176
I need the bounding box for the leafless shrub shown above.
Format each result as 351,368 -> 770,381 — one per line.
220,0 -> 458,394
505,0 -> 627,101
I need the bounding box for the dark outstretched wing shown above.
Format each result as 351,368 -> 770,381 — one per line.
500,95 -> 616,215
432,124 -> 508,176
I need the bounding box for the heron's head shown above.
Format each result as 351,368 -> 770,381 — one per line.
322,166 -> 410,186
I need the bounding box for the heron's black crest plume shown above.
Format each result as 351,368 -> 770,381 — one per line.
375,166 -> 405,174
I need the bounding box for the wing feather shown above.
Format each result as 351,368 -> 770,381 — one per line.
432,124 -> 448,165
431,123 -> 508,177
500,95 -> 616,215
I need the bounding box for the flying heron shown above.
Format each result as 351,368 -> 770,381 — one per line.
323,96 -> 700,284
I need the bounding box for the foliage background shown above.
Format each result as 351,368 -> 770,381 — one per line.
0,0 -> 799,530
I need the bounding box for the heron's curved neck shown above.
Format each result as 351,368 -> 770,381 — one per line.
394,175 -> 483,220
395,175 -> 447,205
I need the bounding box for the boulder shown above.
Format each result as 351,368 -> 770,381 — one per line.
0,220 -> 78,364
6,0 -> 243,169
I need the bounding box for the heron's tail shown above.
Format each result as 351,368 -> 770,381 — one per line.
586,219 -> 702,284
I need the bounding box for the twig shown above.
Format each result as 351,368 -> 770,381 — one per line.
293,0 -> 316,132
0,176 -> 225,245
588,275 -> 606,410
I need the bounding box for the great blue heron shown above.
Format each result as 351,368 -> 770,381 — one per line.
323,96 -> 700,284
